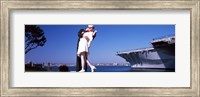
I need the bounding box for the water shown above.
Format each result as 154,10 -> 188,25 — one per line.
44,66 -> 175,72
71,66 -> 132,72
45,66 -> 132,72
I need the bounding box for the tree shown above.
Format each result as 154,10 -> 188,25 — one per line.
25,25 -> 47,54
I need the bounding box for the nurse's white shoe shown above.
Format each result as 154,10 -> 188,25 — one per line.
91,66 -> 96,72
79,69 -> 85,72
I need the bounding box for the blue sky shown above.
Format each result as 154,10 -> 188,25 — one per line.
25,25 -> 175,64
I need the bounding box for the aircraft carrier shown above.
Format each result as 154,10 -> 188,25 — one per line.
116,35 -> 175,71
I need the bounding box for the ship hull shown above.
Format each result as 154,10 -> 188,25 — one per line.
116,35 -> 175,71
117,48 -> 175,69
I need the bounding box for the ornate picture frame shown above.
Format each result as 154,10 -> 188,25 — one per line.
1,0 -> 199,96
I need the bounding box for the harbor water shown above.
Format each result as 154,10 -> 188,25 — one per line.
44,66 -> 175,72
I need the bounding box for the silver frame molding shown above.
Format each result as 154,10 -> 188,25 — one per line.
1,0 -> 199,96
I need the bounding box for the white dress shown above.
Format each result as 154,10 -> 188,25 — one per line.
77,31 -> 94,56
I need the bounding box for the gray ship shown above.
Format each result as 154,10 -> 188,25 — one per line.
116,35 -> 175,71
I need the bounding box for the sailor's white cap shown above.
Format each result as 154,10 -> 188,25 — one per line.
88,25 -> 94,28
